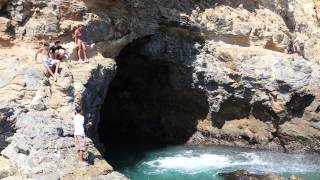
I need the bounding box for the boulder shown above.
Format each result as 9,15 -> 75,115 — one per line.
0,0 -> 7,10
0,17 -> 10,32
0,156 -> 16,179
218,170 -> 285,180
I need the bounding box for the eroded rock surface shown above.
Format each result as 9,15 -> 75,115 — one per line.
0,46 -> 117,178
218,170 -> 303,180
0,0 -> 320,178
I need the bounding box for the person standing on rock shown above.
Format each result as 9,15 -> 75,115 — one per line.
74,24 -> 89,63
35,42 -> 60,82
74,106 -> 92,165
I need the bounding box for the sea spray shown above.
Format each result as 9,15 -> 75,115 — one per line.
107,145 -> 320,180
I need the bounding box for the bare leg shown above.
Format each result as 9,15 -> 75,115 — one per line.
77,40 -> 82,61
82,42 -> 88,62
79,150 -> 84,161
44,64 -> 56,80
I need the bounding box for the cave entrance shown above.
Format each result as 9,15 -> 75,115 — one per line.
99,35 -> 209,150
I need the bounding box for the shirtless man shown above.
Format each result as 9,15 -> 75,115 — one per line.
270,92 -> 290,123
35,42 -> 60,81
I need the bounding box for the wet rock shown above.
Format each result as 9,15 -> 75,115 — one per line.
288,176 -> 304,180
218,170 -> 285,180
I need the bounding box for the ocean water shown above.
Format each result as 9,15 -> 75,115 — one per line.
105,145 -> 320,180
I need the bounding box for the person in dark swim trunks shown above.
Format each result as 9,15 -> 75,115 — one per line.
35,42 -> 60,81
286,40 -> 294,54
50,40 -> 67,61
74,24 -> 89,63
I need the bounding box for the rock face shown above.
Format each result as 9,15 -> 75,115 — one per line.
98,1 -> 320,152
0,0 -> 320,178
0,46 -> 118,178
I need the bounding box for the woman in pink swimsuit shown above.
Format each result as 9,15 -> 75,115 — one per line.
74,24 -> 89,63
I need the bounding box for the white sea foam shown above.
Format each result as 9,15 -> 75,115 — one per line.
145,154 -> 231,171
236,152 -> 268,166
143,151 -> 320,175
238,152 -> 320,173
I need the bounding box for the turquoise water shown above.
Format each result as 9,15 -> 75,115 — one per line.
106,145 -> 320,180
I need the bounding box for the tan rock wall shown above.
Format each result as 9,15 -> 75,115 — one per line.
0,0 -> 320,178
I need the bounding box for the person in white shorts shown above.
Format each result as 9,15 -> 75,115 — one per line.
35,42 -> 60,81
74,106 -> 92,165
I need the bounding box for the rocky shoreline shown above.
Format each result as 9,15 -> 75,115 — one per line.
218,170 -> 303,180
0,0 -> 320,179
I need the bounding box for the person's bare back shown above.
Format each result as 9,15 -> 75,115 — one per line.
35,43 -> 60,82
35,43 -> 50,62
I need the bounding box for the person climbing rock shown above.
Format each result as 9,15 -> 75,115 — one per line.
50,40 -> 67,61
74,24 -> 89,63
286,40 -> 294,54
293,39 -> 306,58
270,92 -> 289,124
73,106 -> 92,166
35,42 -> 60,82
293,40 -> 300,54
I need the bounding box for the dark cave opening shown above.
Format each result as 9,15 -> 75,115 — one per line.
98,35 -> 209,150
212,97 -> 251,129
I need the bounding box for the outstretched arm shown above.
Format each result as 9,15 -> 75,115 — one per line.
34,48 -> 42,62
59,45 -> 66,50
49,51 -> 55,59
85,122 -> 93,129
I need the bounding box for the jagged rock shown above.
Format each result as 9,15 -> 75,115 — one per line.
0,17 -> 10,32
7,0 -> 31,23
0,44 -> 115,178
25,175 -> 60,180
1,111 -> 113,177
92,172 -> 129,180
1,176 -> 22,180
0,105 -> 21,151
24,8 -> 59,39
218,170 -> 286,180
0,17 -> 11,42
0,156 -> 16,179
0,0 -> 320,179
0,0 -> 7,10
289,176 -> 304,180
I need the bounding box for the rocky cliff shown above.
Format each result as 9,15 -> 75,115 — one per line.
0,0 -> 320,179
